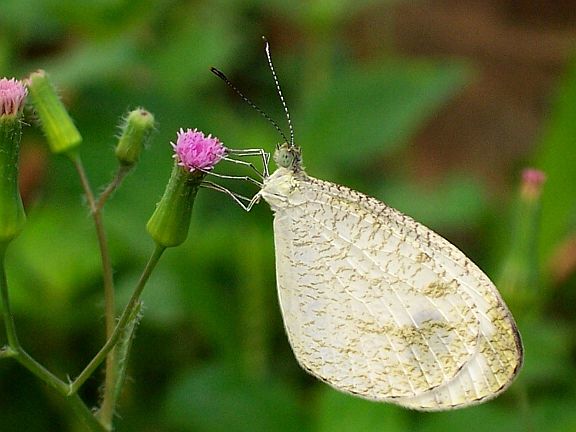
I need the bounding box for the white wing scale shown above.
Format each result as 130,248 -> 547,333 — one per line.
261,167 -> 522,410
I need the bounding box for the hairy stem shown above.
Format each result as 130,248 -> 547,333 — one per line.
70,154 -> 119,423
96,165 -> 131,210
70,244 -> 165,396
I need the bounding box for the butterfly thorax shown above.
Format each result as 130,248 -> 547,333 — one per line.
261,144 -> 311,212
260,167 -> 300,211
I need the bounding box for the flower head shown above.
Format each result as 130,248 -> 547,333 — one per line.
0,78 -> 27,117
521,168 -> 546,201
172,128 -> 226,172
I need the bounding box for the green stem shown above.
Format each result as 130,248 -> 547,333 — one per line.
517,381 -> 535,432
71,155 -> 115,338
68,393 -> 108,432
96,165 -> 131,211
0,345 -> 17,358
12,345 -> 69,394
69,152 -> 96,212
1,246 -> 106,431
0,245 -> 66,393
71,156 -> 115,332
94,200 -> 117,425
1,245 -> 19,348
70,154 -> 118,423
70,244 -> 165,396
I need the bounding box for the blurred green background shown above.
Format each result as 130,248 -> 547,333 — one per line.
1,0 -> 576,431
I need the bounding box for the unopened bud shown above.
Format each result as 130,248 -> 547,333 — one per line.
115,108 -> 155,166
26,70 -> 82,155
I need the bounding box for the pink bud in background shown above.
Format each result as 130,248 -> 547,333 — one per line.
521,168 -> 546,201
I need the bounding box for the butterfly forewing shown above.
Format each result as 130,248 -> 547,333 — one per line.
261,168 -> 522,410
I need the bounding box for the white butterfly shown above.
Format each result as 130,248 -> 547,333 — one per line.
257,142 -> 522,410
212,40 -> 522,411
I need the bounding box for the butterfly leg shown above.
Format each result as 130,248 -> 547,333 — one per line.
201,180 -> 261,211
225,147 -> 271,178
199,147 -> 268,210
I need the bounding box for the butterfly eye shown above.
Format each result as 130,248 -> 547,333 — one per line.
273,143 -> 295,169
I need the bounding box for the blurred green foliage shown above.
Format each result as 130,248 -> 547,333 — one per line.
1,1 -> 575,431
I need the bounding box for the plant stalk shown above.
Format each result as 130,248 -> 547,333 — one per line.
70,154 -> 119,426
1,246 -> 106,431
69,244 -> 165,396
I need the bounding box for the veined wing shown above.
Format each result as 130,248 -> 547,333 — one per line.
262,168 -> 522,408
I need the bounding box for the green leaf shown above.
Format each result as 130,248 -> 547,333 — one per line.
378,174 -> 487,231
116,268 -> 184,327
314,387 -> 408,432
163,363 -> 308,432
533,58 -> 576,271
151,5 -> 242,97
261,0 -> 399,29
297,60 -> 471,176
415,403 -> 524,432
516,318 -> 575,385
7,205 -> 100,308
530,397 -> 576,432
37,37 -> 140,89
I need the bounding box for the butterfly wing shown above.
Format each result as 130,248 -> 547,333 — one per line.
262,169 -> 522,409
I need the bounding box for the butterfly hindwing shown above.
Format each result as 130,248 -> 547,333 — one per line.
262,169 -> 521,408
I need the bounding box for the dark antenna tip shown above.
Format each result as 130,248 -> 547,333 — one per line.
210,67 -> 226,80
210,64 -> 289,145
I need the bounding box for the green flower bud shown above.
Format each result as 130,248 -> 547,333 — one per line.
26,70 -> 82,155
115,108 -> 155,166
146,163 -> 204,248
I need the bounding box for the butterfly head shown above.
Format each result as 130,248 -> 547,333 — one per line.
274,143 -> 302,172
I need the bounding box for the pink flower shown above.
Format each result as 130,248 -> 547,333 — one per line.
521,168 -> 546,201
172,128 -> 226,172
0,78 -> 27,116
522,168 -> 546,187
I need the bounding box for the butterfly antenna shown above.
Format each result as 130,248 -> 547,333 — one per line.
263,36 -> 294,148
210,67 -> 289,145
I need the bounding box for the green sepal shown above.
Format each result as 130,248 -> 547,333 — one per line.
146,164 -> 205,248
0,116 -> 26,244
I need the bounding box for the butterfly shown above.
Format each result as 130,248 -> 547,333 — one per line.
212,39 -> 523,411
258,141 -> 522,410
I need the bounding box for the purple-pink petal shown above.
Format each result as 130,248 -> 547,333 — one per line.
172,128 -> 226,172
0,78 -> 27,116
